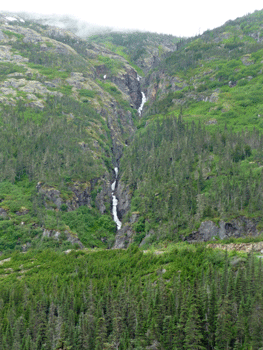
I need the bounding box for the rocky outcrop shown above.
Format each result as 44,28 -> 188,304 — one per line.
113,224 -> 134,249
42,228 -> 84,248
185,217 -> 261,242
37,182 -> 91,211
115,181 -> 131,219
95,175 -> 112,214
113,212 -> 139,249
36,178 -> 112,214
112,68 -> 142,109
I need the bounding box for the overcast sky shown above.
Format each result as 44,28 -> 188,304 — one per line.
2,0 -> 263,37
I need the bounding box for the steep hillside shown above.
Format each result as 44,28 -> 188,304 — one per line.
1,10 -> 263,252
87,31 -> 180,74
144,9 -> 263,128
0,13 -> 145,252
113,9 -> 263,247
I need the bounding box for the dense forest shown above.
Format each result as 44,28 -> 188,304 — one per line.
0,247 -> 263,350
120,115 -> 263,243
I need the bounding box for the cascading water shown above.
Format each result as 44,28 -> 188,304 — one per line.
138,92 -> 147,116
111,78 -> 146,231
111,167 -> 122,230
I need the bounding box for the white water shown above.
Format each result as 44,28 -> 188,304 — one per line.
111,167 -> 122,230
138,92 -> 147,116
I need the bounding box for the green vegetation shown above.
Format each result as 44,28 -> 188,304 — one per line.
27,64 -> 70,79
78,89 -> 96,98
0,247 -> 262,349
0,62 -> 26,80
88,31 -> 180,73
2,9 -> 263,350
121,115 -> 263,241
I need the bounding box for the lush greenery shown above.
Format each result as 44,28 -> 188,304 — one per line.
145,10 -> 263,133
2,9 -> 263,350
121,114 -> 263,241
0,246 -> 262,349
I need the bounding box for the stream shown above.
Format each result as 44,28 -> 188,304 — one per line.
111,167 -> 122,230
138,92 -> 147,116
111,87 -> 146,230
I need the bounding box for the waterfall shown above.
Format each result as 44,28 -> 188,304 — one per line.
111,167 -> 122,230
138,91 -> 147,116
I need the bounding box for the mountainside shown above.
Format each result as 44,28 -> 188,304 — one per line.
1,10 -> 263,253
114,9 -> 263,247
2,9 -> 263,350
0,13 -> 145,252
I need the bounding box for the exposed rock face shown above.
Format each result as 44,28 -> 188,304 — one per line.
185,217 -> 261,242
37,185 -> 63,209
42,228 -> 84,248
36,178 -> 111,214
113,212 -> 139,248
113,224 -> 134,249
112,68 -> 141,109
115,181 -> 131,219
95,176 -> 112,214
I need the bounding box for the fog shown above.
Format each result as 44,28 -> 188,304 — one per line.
1,0 -> 263,37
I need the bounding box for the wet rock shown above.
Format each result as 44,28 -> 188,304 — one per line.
69,181 -> 93,208
115,181 -> 131,218
95,177 -> 111,214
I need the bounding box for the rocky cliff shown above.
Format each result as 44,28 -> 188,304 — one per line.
185,217 -> 262,243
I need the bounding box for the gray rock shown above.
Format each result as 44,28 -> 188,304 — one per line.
42,228 -> 84,248
113,224 -> 134,249
186,216 -> 260,242
219,221 -> 227,239
94,176 -> 111,214
199,221 -> 219,241
0,208 -> 7,218
44,81 -> 57,88
115,181 -> 131,218
112,68 -> 141,109
38,186 -> 62,209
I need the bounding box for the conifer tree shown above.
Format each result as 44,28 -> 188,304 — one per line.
184,303 -> 205,350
